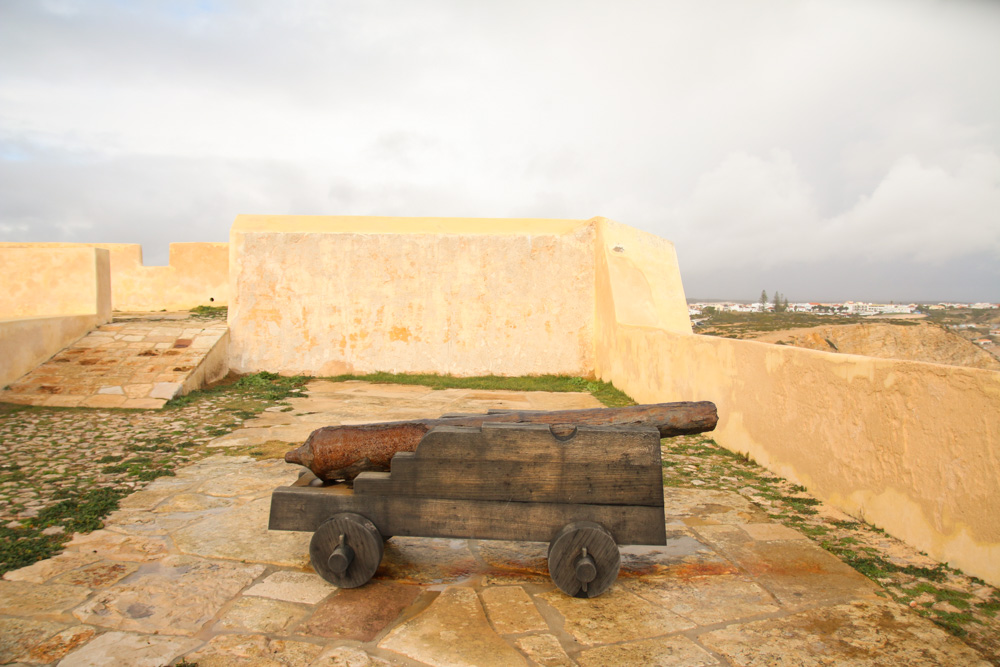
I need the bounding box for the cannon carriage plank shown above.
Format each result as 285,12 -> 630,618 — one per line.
352,457 -> 663,506
269,482 -> 667,545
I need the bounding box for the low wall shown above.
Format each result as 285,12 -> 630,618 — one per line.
0,246 -> 111,388
0,247 -> 111,321
0,315 -> 99,389
593,233 -> 1000,586
229,215 -> 597,377
0,242 -> 228,311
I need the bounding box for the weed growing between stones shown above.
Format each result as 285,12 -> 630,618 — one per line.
189,304 -> 228,319
0,487 -> 125,573
663,434 -> 1000,658
0,373 -> 306,577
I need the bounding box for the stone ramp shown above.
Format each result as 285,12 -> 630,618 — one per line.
0,313 -> 227,409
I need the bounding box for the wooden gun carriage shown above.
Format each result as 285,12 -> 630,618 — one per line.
269,421 -> 667,598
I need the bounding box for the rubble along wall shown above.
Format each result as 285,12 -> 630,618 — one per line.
593,222 -> 1000,587
0,242 -> 228,311
228,215 -> 597,377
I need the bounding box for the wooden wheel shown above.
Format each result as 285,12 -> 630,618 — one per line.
547,521 -> 620,598
310,513 -> 384,588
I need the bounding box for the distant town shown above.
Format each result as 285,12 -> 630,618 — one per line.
686,300 -> 1000,351
687,300 -> 999,316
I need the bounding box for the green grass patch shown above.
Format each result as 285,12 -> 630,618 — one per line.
189,305 -> 227,319
322,372 -> 636,407
0,487 -> 126,576
167,371 -> 309,408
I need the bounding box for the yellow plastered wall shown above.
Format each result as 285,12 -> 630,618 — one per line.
228,215 -> 597,377
0,242 -> 228,311
0,247 -> 111,321
0,315 -> 101,388
593,229 -> 1000,586
0,246 -> 111,387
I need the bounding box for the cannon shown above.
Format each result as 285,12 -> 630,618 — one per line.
269,403 -> 717,598
284,401 -> 719,481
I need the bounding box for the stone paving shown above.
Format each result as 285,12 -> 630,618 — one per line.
1,381 -> 993,665
0,313 -> 227,409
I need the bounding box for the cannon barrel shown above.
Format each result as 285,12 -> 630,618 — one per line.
284,401 -> 718,481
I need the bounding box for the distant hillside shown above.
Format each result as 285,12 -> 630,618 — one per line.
752,322 -> 1000,371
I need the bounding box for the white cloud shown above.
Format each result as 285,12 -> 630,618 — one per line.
827,152 -> 1000,264
671,148 -> 1000,274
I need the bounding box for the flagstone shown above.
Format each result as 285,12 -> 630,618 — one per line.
42,395 -> 87,407
80,394 -> 127,408
379,587 -> 527,666
51,560 -> 139,589
171,497 -> 311,567
480,586 -> 548,634
65,529 -> 169,562
0,580 -> 92,616
623,574 -> 780,625
0,617 -> 64,663
740,522 -> 810,541
182,633 -> 324,667
476,539 -> 550,583
116,478 -> 198,511
376,537 -> 480,586
72,555 -> 265,635
698,599 -> 992,666
243,570 -> 338,605
151,492 -> 234,513
663,487 -> 770,525
538,585 -> 695,646
310,645 -> 394,666
15,624 -> 97,664
194,459 -> 298,497
214,596 -> 310,634
58,631 -> 201,667
3,551 -> 100,584
695,527 -> 882,607
513,634 -> 575,667
299,581 -> 422,641
576,635 -> 719,667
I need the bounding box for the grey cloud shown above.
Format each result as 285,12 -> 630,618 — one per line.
1,0 -> 998,299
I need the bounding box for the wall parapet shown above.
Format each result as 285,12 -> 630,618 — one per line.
0,242 -> 227,312
593,229 -> 1000,587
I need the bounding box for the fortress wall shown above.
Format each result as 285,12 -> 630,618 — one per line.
0,246 -> 111,387
0,246 -> 111,321
228,215 -> 597,377
594,230 -> 1000,586
109,242 -> 229,311
0,242 -> 228,311
0,315 -> 101,389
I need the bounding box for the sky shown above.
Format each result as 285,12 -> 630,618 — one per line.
1,0 -> 998,303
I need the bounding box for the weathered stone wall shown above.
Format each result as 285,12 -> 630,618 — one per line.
593,227 -> 1000,587
0,242 -> 228,311
228,215 -> 596,377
